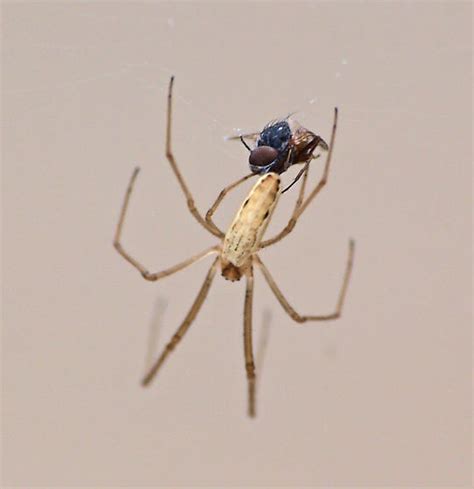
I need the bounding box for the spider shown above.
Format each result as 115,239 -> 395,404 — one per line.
113,77 -> 355,417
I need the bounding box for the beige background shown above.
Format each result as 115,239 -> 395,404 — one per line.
2,2 -> 472,488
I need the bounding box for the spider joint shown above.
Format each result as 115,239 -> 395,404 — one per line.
245,362 -> 256,378
141,271 -> 156,281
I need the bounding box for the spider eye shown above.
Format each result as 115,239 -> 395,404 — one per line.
249,146 -> 278,168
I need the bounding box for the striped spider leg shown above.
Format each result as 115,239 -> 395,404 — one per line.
114,77 -> 355,417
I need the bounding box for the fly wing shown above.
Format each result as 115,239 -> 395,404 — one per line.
288,118 -> 328,164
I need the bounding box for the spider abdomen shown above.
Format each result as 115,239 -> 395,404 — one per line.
222,173 -> 281,269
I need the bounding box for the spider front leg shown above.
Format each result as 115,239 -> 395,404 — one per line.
205,172 -> 255,235
164,76 -> 222,238
113,167 -> 218,280
205,159 -> 314,234
260,108 -> 338,249
254,238 -> 354,322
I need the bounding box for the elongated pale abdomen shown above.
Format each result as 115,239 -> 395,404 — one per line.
222,173 -> 281,268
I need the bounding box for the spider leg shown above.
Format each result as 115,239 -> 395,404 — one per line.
164,76 -> 222,238
225,131 -> 260,143
113,167 -> 219,280
254,239 -> 354,322
142,256 -> 219,386
205,172 -> 255,235
260,108 -> 338,248
243,265 -> 257,417
260,165 -> 309,248
207,159 -> 314,237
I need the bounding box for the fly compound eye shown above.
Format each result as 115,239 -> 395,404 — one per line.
248,146 -> 278,168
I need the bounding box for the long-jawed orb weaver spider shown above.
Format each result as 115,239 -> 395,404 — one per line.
113,76 -> 355,417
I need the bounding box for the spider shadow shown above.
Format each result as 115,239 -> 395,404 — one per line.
143,296 -> 168,374
143,298 -> 273,393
